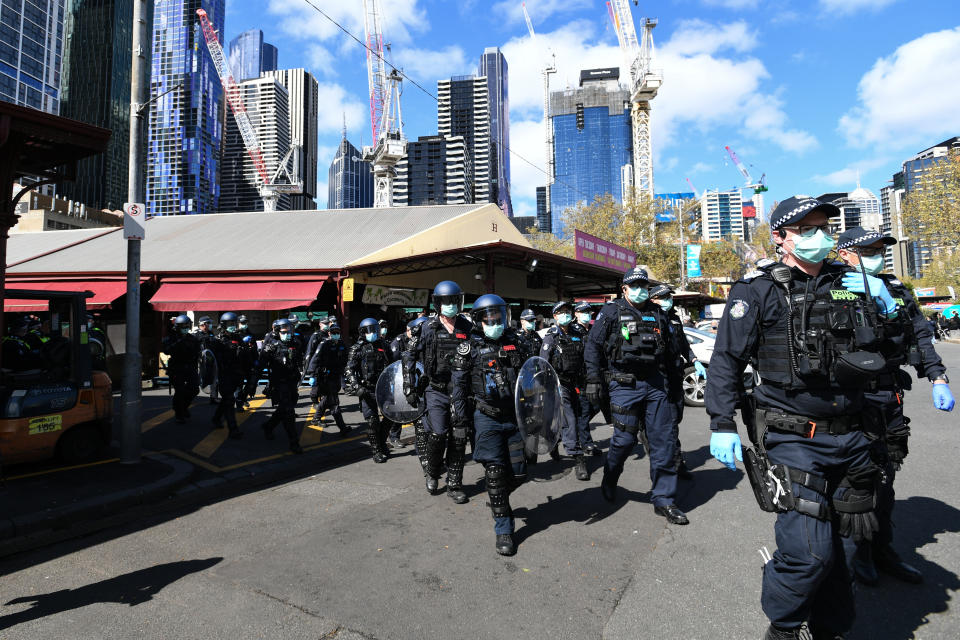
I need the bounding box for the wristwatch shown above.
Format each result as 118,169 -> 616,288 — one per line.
930,374 -> 949,384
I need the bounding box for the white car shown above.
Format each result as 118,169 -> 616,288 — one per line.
681,327 -> 754,407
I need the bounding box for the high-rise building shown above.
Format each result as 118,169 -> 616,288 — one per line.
879,183 -> 911,278
220,76 -> 290,212
818,185 -> 881,235
58,0 -> 134,212
263,68 -> 318,209
536,186 -> 549,232
549,68 -> 632,235
227,29 -> 277,82
900,137 -> 959,277
394,135 -> 472,206
0,0 -> 65,113
699,189 -> 744,242
327,133 -> 373,209
477,47 -> 512,217
146,0 -> 225,216
438,75 -> 490,206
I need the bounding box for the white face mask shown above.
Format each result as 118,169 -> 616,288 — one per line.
576,313 -> 591,324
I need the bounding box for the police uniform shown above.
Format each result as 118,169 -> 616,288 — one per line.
654,286 -> 698,476
403,314 -> 473,497
706,197 -> 890,639
585,267 -> 686,524
451,295 -> 531,555
345,328 -> 391,463
836,228 -> 951,586
306,329 -> 350,436
210,323 -> 252,439
573,302 -> 603,456
260,323 -> 304,454
161,324 -> 201,423
540,309 -> 591,479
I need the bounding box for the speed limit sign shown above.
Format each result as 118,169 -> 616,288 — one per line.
123,202 -> 146,240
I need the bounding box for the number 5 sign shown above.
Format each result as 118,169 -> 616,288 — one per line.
123,202 -> 146,240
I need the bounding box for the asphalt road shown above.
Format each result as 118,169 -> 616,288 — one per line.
2,344 -> 958,639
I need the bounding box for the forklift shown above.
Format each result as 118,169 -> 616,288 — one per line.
1,289 -> 114,466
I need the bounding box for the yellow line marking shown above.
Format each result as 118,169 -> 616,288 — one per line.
5,457 -> 120,481
161,448 -> 222,473
191,427 -> 229,458
142,409 -> 176,433
300,420 -> 325,447
236,396 -> 269,426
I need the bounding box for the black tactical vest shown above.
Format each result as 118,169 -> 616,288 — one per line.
605,301 -> 666,372
358,341 -> 389,384
425,319 -> 470,382
548,325 -> 586,383
470,336 -> 525,407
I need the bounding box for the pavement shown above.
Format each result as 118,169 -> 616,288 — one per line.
0,344 -> 958,639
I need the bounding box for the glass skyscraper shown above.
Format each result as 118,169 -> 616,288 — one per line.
549,69 -> 631,235
58,0 -> 135,212
438,75 -> 490,206
263,68 -> 319,210
146,0 -> 225,216
0,0 -> 66,113
228,28 -> 277,82
478,47 -> 512,217
327,134 -> 373,209
699,189 -> 744,241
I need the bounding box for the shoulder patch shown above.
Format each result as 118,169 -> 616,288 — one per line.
890,279 -> 902,286
457,342 -> 471,356
729,299 -> 750,320
742,270 -> 763,281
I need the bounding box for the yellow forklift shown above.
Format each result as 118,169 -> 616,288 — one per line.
1,289 -> 113,466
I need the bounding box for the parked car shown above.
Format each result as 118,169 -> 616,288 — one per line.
681,327 -> 754,407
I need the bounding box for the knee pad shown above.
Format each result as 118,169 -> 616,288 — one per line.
485,464 -> 512,518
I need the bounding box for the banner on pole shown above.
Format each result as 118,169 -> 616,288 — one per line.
686,244 -> 702,278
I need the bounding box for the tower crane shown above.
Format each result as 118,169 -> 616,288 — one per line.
361,0 -> 406,208
522,2 -> 557,222
196,9 -> 302,212
724,144 -> 768,218
607,0 -> 662,198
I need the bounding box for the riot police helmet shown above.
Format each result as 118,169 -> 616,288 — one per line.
472,294 -> 510,328
174,314 -> 193,329
237,314 -> 248,323
219,311 -> 239,333
327,323 -> 341,334
432,280 -> 464,316
407,316 -> 429,330
271,318 -> 282,330
276,318 -> 294,342
358,317 -> 380,341
519,308 -> 536,321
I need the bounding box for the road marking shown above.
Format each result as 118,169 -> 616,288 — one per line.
300,421 -> 325,447
191,427 -> 229,458
142,409 -> 176,433
5,457 -> 120,481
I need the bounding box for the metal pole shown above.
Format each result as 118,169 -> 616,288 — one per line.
678,201 -> 687,289
121,0 -> 149,464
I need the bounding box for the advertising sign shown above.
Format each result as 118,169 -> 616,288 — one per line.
361,286 -> 430,307
574,230 -> 637,271
914,287 -> 937,298
686,244 -> 702,277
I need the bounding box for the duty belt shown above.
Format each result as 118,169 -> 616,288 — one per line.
759,409 -> 861,437
475,400 -> 515,421
874,372 -> 900,388
429,379 -> 451,393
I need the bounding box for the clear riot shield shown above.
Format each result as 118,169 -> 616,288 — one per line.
199,348 -> 218,398
376,361 -> 426,423
514,356 -> 563,455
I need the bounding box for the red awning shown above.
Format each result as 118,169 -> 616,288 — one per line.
149,280 -> 326,311
5,280 -> 134,312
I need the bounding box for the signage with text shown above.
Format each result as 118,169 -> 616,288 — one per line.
574,230 -> 637,271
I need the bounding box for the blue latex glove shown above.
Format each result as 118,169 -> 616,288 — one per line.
242,335 -> 253,343
841,272 -> 898,315
933,383 -> 955,411
694,361 -> 707,379
710,432 -> 743,470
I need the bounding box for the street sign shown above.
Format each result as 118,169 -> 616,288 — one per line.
342,278 -> 355,302
686,244 -> 702,277
123,202 -> 146,240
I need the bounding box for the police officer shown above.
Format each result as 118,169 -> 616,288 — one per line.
518,308 -> 542,354
574,302 -> 593,329
235,314 -> 259,408
3,316 -> 42,371
161,315 -> 201,424
304,318 -> 329,380
345,317 -> 392,463
451,294 -> 531,555
260,319 -> 304,454
402,281 -> 473,502
541,301 -> 591,480
402,316 -> 431,471
706,196 -> 898,639
835,226 -> 954,586
384,321 -> 413,450
574,302 -> 603,456
649,284 -> 705,479
86,314 -> 108,371
306,322 -> 351,436
585,266 -> 688,525
210,312 -> 248,439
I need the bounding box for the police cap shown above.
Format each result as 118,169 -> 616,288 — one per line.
836,226 -> 896,250
574,302 -> 592,313
648,283 -> 674,299
769,196 -> 841,230
551,301 -> 573,315
622,266 -> 649,285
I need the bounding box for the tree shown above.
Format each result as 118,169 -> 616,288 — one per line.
700,240 -> 745,282
902,150 -> 960,246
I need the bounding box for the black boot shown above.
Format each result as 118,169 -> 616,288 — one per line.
852,544 -> 879,586
282,413 -> 302,453
549,442 -> 561,461
600,466 -> 621,503
762,624 -> 803,640
262,413 -> 279,440
574,454 -> 590,481
367,421 -> 388,463
495,533 -> 515,556
874,544 -> 923,584
424,431 -> 446,494
445,435 -> 469,504
807,624 -> 846,639
333,411 -> 351,436
414,420 -> 429,473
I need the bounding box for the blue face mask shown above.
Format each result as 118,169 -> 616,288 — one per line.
226,325 -> 237,333
279,332 -> 292,342
656,298 -> 674,312
791,228 -> 836,264
330,333 -> 340,341
483,323 -> 504,340
365,332 -> 378,343
861,254 -> 884,276
440,304 -> 459,318
555,313 -> 573,326
626,286 -> 649,304
577,313 -> 591,325
522,320 -> 536,332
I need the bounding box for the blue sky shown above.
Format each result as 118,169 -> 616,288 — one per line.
224,0 -> 960,221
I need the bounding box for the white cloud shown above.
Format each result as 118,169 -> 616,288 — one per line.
393,45 -> 472,84
818,0 -> 898,16
492,0 -> 592,25
702,0 -> 761,8
267,0 -> 428,51
316,83 -> 367,135
839,27 -> 960,149
666,19 -> 759,56
811,157 -> 891,187
690,161 -> 713,174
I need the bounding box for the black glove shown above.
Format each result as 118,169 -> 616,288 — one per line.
403,383 -> 419,407
585,382 -> 602,405
838,506 -> 880,542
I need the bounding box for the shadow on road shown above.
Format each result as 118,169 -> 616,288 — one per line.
851,496 -> 960,640
675,444 -> 745,513
0,557 -> 223,631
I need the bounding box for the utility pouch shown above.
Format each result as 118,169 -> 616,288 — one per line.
833,350 -> 885,387
744,447 -> 796,513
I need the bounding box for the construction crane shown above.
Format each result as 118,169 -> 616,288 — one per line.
607,0 -> 662,198
685,177 -> 700,200
196,9 -> 302,212
361,0 -> 406,208
724,144 -> 768,218
522,2 -> 557,221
